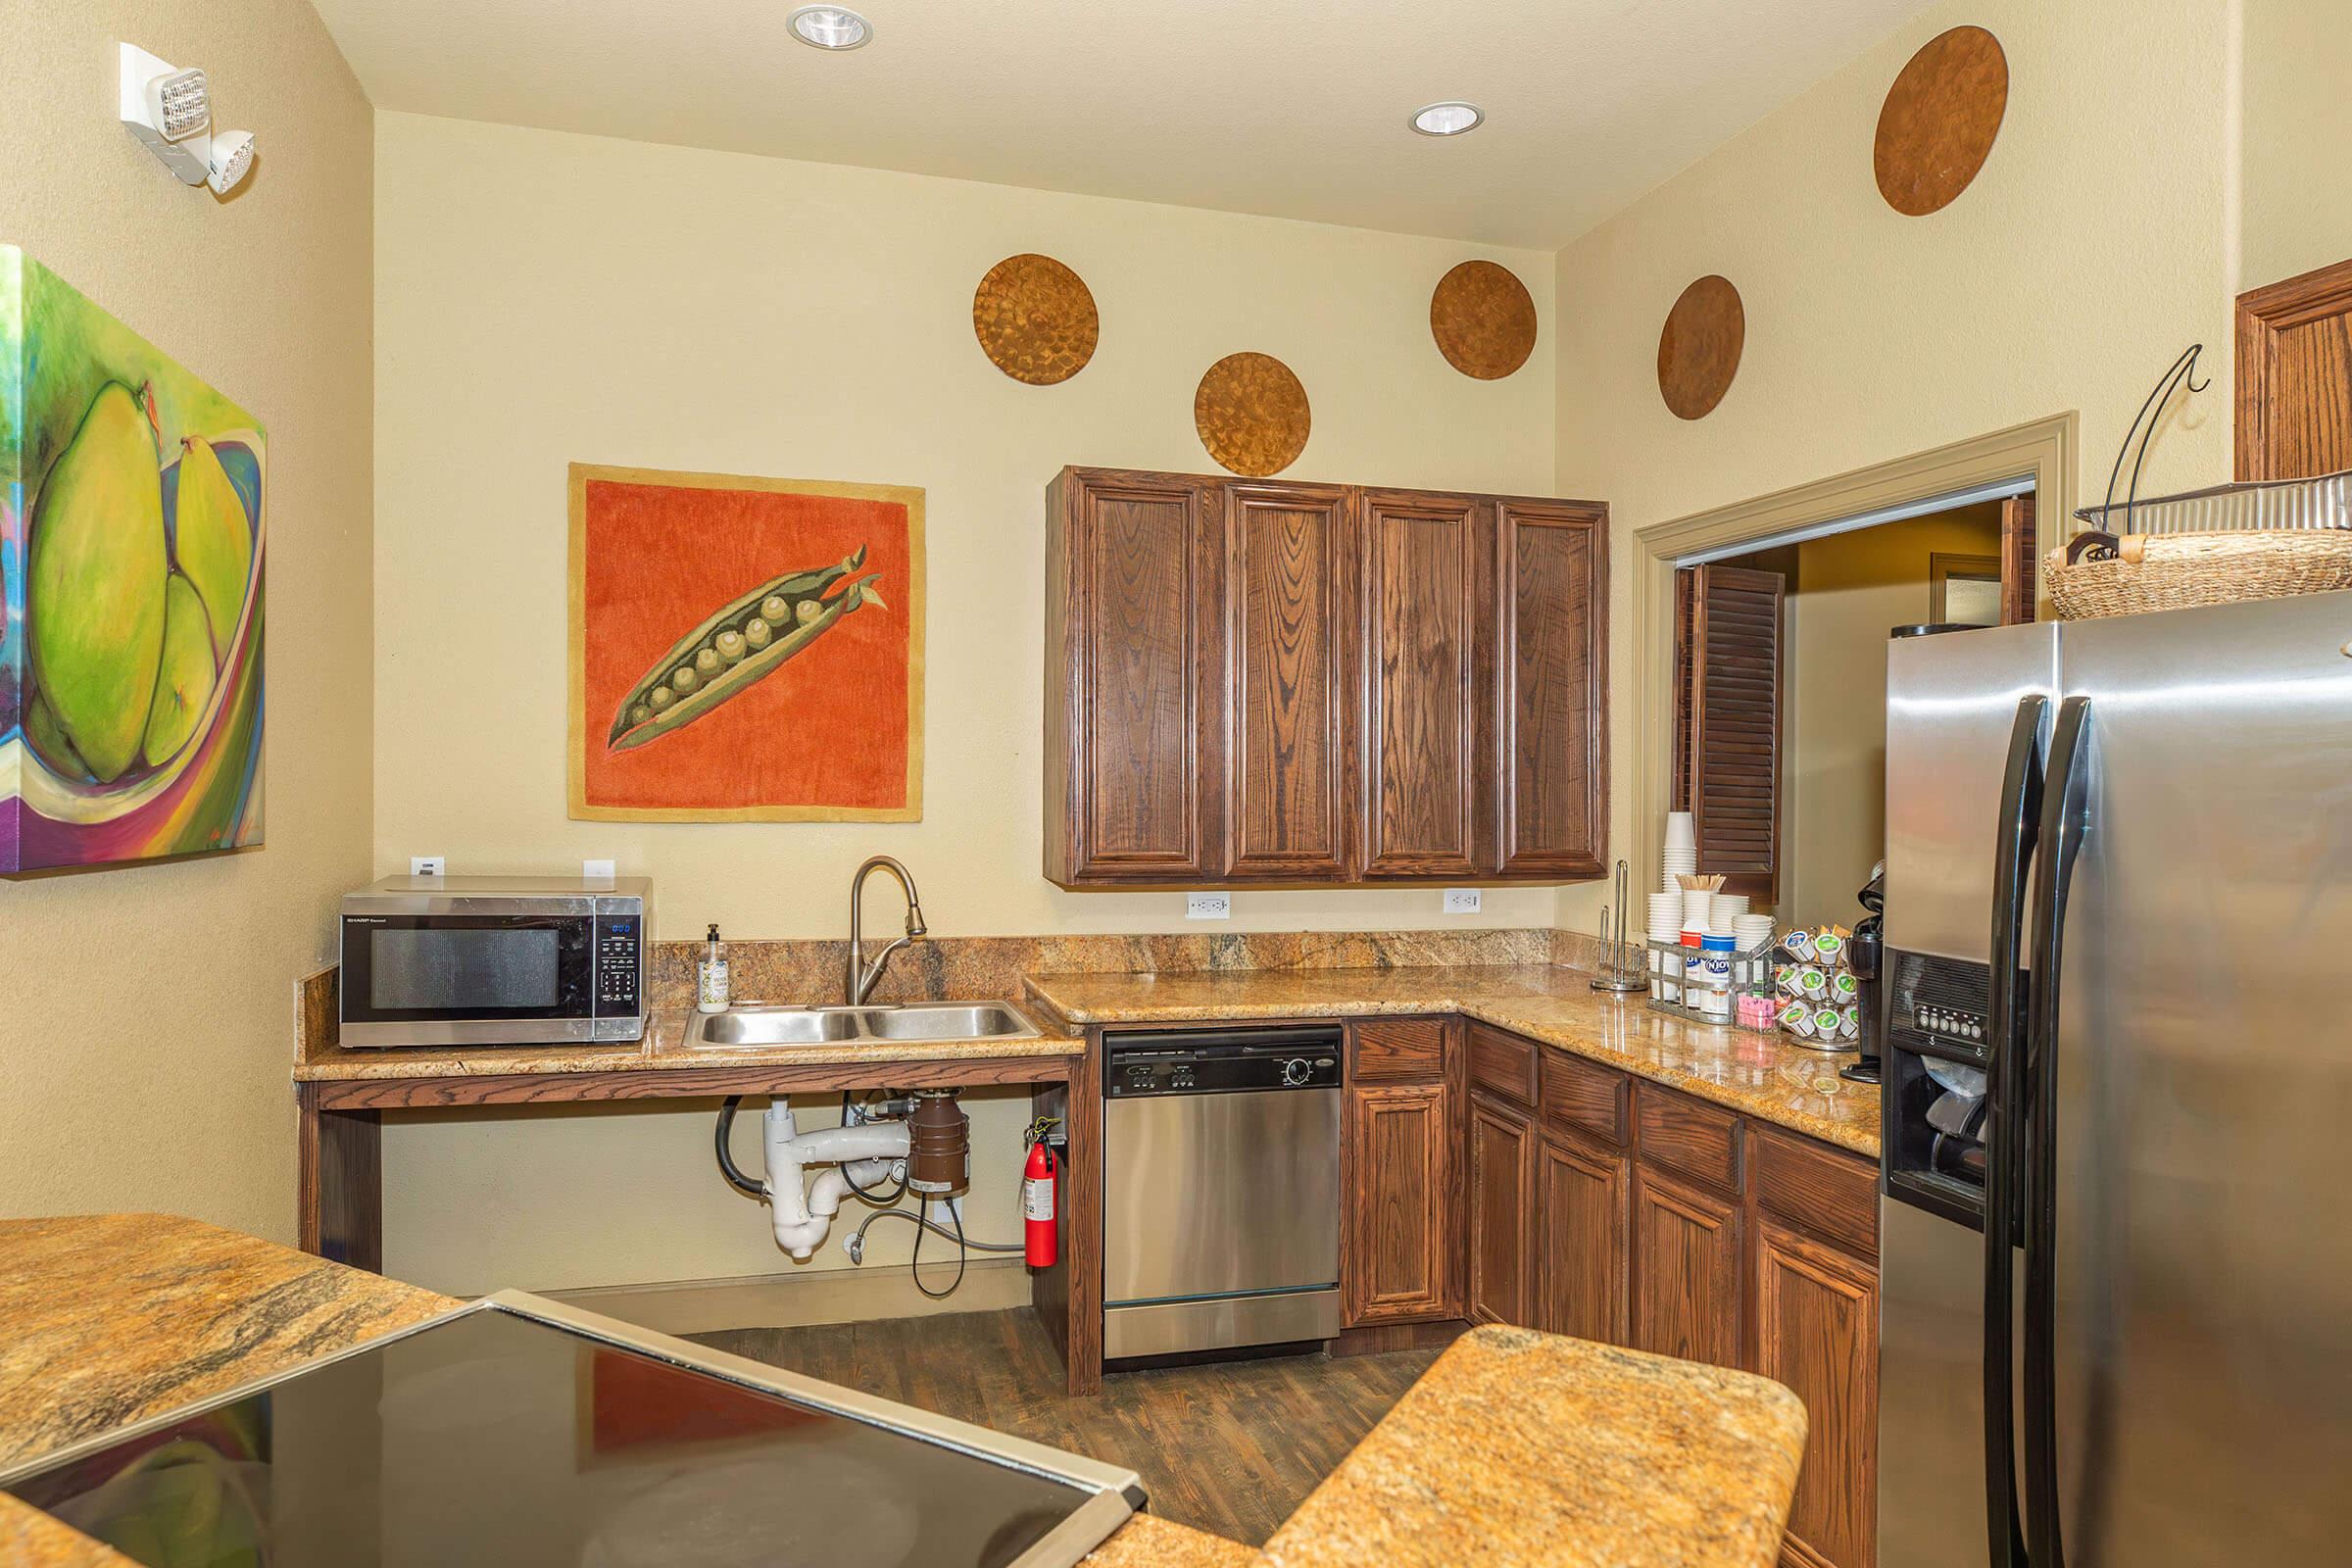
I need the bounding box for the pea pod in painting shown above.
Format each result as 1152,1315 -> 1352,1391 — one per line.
607,544 -> 885,752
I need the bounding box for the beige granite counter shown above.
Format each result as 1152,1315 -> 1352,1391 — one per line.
4,1215 -> 1807,1568
1260,1327 -> 1806,1568
1025,964 -> 1880,1157
295,1004 -> 1086,1082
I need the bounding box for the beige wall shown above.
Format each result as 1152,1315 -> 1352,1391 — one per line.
0,5 -> 373,1238
1553,0 -> 2240,936
1781,507 -> 2003,933
372,112 -> 1560,1291
2240,0 -> 2352,291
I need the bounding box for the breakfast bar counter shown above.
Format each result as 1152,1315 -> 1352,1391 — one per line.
0,1215 -> 1807,1568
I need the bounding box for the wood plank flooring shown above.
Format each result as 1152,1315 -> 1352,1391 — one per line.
693,1309 -> 1443,1545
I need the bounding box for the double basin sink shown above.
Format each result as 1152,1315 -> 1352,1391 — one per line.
687,1002 -> 1041,1049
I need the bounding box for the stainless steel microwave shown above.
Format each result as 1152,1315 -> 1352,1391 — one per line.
338,875 -> 651,1048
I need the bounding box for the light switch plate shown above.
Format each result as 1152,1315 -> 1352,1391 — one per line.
1444,888 -> 1481,914
582,858 -> 616,882
410,856 -> 446,878
1186,892 -> 1232,921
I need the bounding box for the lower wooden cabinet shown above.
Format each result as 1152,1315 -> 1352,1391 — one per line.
1628,1162 -> 1742,1367
1329,1021 -> 1879,1568
1343,1080 -> 1454,1325
1536,1132 -> 1629,1344
1754,1218 -> 1880,1568
1466,1093 -> 1538,1326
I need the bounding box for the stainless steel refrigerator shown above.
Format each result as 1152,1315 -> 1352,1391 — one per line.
1876,590 -> 2352,1568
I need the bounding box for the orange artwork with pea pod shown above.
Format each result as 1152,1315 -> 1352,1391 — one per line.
567,465 -> 924,821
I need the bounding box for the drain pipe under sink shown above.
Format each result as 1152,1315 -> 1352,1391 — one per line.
762,1102 -> 910,1260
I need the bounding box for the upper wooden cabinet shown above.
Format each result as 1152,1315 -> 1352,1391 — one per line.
1045,469 -> 1225,884
1359,490 -> 1492,879
1497,503 -> 1609,878
1047,467 -> 1608,887
1226,483 -> 1352,880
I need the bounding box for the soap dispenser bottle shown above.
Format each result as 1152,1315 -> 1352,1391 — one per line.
698,924 -> 730,1013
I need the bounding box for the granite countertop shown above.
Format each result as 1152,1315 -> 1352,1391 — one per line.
1025,964 -> 1880,1157
1260,1327 -> 1806,1568
3,1216 -> 1807,1568
295,1005 -> 1088,1082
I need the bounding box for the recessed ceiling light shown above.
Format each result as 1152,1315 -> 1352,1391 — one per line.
789,6 -> 872,50
1410,101 -> 1484,137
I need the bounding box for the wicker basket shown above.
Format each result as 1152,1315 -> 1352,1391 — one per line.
2044,528 -> 2352,620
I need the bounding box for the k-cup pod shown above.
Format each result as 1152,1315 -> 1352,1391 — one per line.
1798,965 -> 1828,999
1831,970 -> 1859,1001
1813,929 -> 1845,962
1814,1005 -> 1843,1038
1785,930 -> 1817,961
1786,1004 -> 1820,1039
1777,963 -> 1800,996
1839,1004 -> 1861,1041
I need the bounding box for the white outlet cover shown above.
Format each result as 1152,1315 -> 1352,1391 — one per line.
1444,888 -> 1482,914
1186,892 -> 1232,920
410,856 -> 446,878
582,858 -> 616,882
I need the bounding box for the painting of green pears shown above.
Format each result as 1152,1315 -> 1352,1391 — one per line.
0,247 -> 266,873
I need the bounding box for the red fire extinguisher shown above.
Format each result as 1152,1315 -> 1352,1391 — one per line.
1022,1134 -> 1058,1267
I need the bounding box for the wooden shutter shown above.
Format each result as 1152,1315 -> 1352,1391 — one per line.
2000,494 -> 2037,625
2234,257 -> 2352,482
1681,564 -> 1784,898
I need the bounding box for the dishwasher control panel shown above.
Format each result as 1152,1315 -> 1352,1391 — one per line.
1103,1027 -> 1344,1099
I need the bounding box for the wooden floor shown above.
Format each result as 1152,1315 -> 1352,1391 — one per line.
694,1309 -> 1443,1544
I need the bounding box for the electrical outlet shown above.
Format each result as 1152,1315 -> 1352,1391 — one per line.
1444,888 -> 1481,914
410,856 -> 445,878
1186,892 -> 1232,921
582,858 -> 616,882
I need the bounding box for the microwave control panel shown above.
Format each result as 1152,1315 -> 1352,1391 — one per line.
594,915 -> 642,1015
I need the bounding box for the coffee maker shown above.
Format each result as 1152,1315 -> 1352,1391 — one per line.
1841,862 -> 1885,1084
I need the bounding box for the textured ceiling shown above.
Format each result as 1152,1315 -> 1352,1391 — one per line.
313,0 -> 1935,248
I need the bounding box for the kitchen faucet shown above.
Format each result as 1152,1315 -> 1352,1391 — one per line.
845,855 -> 927,1004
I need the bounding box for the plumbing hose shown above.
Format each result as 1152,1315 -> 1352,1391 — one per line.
714,1097 -> 764,1199
851,1204 -> 1025,1254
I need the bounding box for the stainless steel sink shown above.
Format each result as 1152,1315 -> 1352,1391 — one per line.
685,1001 -> 1041,1049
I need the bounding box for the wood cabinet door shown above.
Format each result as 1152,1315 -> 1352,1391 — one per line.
1537,1132 -> 1629,1345
1049,471 -> 1224,883
1496,501 -> 1608,878
1754,1218 -> 1880,1568
1629,1163 -> 1741,1367
1225,483 -> 1352,879
1344,1082 -> 1452,1325
1358,491 -> 1493,878
1466,1093 -> 1538,1326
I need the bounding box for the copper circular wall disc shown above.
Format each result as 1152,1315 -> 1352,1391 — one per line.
972,253 -> 1099,384
1874,25 -> 2009,217
1656,275 -> 1745,420
1195,352 -> 1311,476
1430,260 -> 1538,379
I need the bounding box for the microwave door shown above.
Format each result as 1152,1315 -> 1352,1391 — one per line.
340,913 -> 598,1046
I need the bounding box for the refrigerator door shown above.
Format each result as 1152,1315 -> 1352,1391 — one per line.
1885,622 -> 2062,963
1880,621 -> 2058,1568
2042,591 -> 2352,1565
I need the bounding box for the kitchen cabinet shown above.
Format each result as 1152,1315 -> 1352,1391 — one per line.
1225,482 -> 1353,879
1045,466 -> 1608,888
1045,468 -> 1225,884
1629,1162 -> 1742,1367
1342,1019 -> 1456,1326
1495,501 -> 1610,877
1755,1217 -> 1879,1568
1465,1092 -> 1537,1326
1358,489 -> 1492,879
1536,1131 -> 1628,1344
1359,1020 -> 1881,1568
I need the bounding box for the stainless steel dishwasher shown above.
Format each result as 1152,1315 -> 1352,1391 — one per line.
1101,1025 -> 1343,1360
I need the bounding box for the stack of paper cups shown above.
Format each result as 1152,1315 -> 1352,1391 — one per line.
1681,887 -> 1714,932
1709,891 -> 1751,931
1647,892 -> 1684,992
1661,812 -> 1698,892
